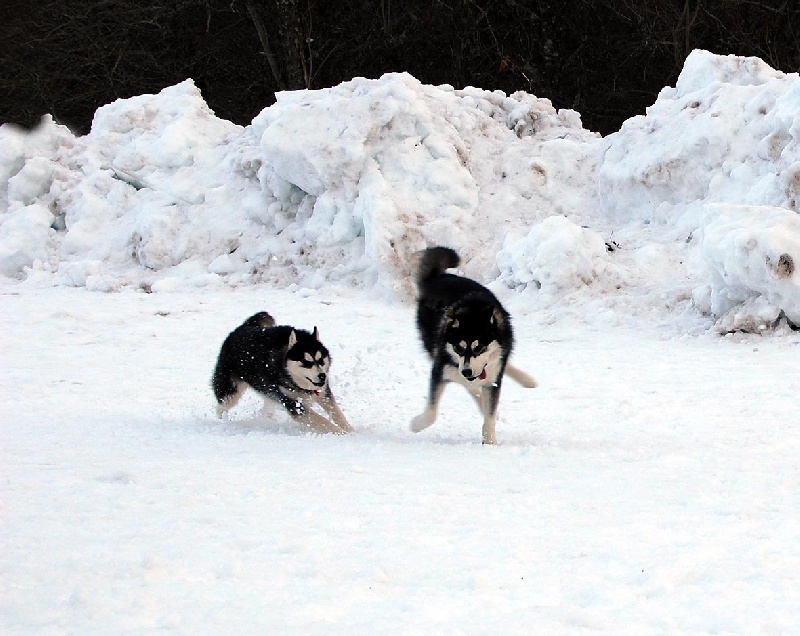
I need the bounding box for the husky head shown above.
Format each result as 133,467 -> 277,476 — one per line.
443,302 -> 504,383
285,327 -> 331,392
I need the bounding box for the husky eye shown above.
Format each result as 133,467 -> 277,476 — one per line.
300,360 -> 314,368
473,344 -> 486,355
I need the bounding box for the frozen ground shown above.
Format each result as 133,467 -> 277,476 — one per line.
3,284 -> 800,633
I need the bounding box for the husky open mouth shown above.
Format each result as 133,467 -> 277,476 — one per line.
461,365 -> 488,382
470,367 -> 488,382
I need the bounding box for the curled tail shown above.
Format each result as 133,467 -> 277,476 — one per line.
241,311 -> 276,329
416,246 -> 460,291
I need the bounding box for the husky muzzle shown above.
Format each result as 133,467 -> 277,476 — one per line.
461,361 -> 487,382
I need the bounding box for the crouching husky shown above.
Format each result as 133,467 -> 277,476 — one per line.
411,247 -> 537,444
212,312 -> 352,435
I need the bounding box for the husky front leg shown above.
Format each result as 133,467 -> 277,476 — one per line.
317,389 -> 353,433
411,364 -> 446,433
295,398 -> 348,435
281,392 -> 346,435
479,384 -> 502,445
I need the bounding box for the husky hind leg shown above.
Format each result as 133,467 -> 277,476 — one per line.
213,378 -> 246,418
212,350 -> 246,417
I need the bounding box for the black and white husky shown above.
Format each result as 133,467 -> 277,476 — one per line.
212,312 -> 352,435
411,247 -> 537,444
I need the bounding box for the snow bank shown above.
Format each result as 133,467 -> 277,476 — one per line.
597,49 -> 800,331
248,73 -> 596,294
0,117 -> 73,275
2,50 -> 800,332
496,215 -> 622,296
0,75 -> 593,297
694,203 -> 800,328
598,50 -> 797,225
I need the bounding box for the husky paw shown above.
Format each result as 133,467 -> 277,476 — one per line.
410,413 -> 435,433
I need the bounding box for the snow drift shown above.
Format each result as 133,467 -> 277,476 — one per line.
1,50 -> 799,332
694,203 -> 800,329
598,50 -> 800,330
0,75 -> 595,297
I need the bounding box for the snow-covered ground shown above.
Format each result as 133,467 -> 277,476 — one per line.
3,285 -> 800,633
3,48 -> 800,632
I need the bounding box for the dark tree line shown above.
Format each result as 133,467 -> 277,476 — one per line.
1,0 -> 798,136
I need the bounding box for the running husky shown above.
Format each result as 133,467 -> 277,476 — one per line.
411,246 -> 537,444
212,312 -> 352,435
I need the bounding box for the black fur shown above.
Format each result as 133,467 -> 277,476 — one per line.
212,312 -> 332,418
414,246 -> 518,444
416,246 -> 513,366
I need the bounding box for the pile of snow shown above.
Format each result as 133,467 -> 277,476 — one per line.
1,50 -> 800,332
496,215 -> 623,296
0,74 -> 595,298
694,203 -> 800,330
598,50 -> 800,331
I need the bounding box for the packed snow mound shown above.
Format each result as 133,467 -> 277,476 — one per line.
597,49 -> 800,331
496,215 -> 623,296
0,74 -> 595,296
694,203 -> 800,328
86,79 -> 244,203
0,82 -> 263,289
2,51 -> 800,333
598,50 -> 798,226
249,72 -> 597,294
0,117 -> 75,277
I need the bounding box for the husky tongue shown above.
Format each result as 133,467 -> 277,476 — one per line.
478,369 -> 487,381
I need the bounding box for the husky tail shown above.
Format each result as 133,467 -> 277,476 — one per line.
416,246 -> 460,291
240,311 -> 276,329
505,362 -> 538,388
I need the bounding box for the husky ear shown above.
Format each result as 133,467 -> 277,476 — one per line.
444,307 -> 459,329
491,308 -> 505,329
287,329 -> 297,349
312,326 -> 319,341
